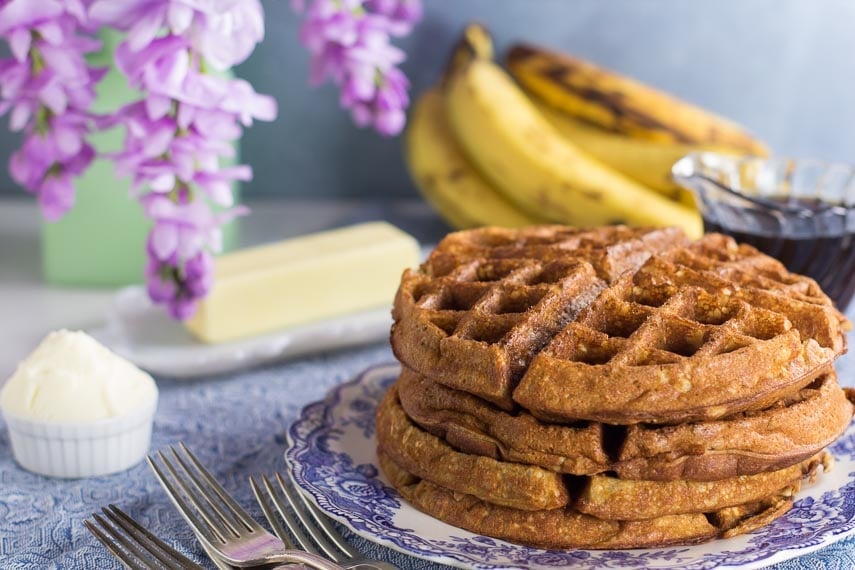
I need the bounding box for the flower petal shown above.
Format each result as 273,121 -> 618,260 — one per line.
8,28 -> 31,62
39,81 -> 68,114
167,3 -> 194,35
9,102 -> 32,131
39,175 -> 76,221
128,6 -> 166,52
149,221 -> 179,260
145,94 -> 172,120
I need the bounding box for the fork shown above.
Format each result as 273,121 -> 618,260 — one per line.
86,504 -> 298,570
148,443 -> 343,570
85,503 -> 207,570
250,472 -> 398,570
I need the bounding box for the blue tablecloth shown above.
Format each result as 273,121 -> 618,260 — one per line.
1,342 -> 854,569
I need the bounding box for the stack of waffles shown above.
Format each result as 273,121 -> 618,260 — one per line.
378,226 -> 855,549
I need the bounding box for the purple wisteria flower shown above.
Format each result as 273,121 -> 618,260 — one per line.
364,0 -> 423,35
93,0 -> 276,318
1,0 -> 419,320
294,0 -> 422,136
90,0 -> 265,70
0,0 -> 104,220
142,192 -> 245,318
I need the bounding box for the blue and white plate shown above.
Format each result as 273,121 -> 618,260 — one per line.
286,363 -> 855,570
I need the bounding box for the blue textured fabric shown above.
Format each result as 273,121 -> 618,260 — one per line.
1,342 -> 853,569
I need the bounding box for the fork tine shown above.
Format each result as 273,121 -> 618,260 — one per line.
282,472 -> 360,559
84,518 -> 148,570
272,473 -> 345,562
178,443 -> 260,532
90,514 -> 155,570
158,449 -> 241,541
100,507 -> 178,569
258,474 -> 327,557
168,446 -> 248,536
147,453 -> 225,545
103,505 -> 200,569
249,476 -> 296,549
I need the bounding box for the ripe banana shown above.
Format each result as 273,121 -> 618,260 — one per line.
444,57 -> 703,238
443,22 -> 494,82
536,103 -> 711,206
506,43 -> 769,156
404,87 -> 543,229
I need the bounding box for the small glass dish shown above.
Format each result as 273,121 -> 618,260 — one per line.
672,152 -> 855,310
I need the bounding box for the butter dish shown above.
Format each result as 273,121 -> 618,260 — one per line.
90,286 -> 394,378
3,403 -> 156,478
1,330 -> 158,478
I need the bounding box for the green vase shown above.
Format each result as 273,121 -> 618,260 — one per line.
41,31 -> 239,287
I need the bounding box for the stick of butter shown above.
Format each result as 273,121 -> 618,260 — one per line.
185,222 -> 421,343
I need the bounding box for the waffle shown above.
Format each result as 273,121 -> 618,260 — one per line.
397,368 -> 609,476
576,454 -> 828,520
376,383 -> 568,511
616,373 -> 854,480
392,227 -> 847,417
379,451 -> 798,549
378,379 -> 827,516
398,368 -> 854,481
383,225 -> 852,549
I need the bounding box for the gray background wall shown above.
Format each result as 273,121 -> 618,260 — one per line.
1,0 -> 853,198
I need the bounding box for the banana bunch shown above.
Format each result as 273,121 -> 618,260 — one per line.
405,24 -> 546,230
404,25 -> 769,238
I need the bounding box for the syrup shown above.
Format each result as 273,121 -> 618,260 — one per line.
703,199 -> 855,310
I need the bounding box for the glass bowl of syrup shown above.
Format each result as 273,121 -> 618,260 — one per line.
672,151 -> 855,311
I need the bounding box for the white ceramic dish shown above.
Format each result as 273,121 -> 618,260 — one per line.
89,287 -> 393,378
2,397 -> 157,478
286,364 -> 855,570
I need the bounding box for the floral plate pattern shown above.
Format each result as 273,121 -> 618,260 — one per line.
286,363 -> 855,570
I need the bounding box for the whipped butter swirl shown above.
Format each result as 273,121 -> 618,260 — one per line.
0,330 -> 157,422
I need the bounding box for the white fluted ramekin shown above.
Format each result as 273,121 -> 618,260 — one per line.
2,397 -> 157,478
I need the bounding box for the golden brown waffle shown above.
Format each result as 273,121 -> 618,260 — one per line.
397,368 -> 609,476
379,451 -> 797,549
667,234 -> 849,345
378,379 -> 827,516
616,374 -> 854,480
384,225 -> 852,549
392,226 -> 687,410
515,281 -> 834,424
397,368 -> 854,481
576,454 -> 827,520
419,225 -> 689,281
392,226 -> 848,416
376,384 -> 568,510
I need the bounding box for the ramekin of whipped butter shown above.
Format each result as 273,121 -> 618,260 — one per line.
0,330 -> 158,478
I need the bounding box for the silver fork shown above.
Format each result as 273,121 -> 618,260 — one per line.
84,504 -> 205,569
250,472 -> 398,570
148,443 -> 343,570
85,504 -> 296,570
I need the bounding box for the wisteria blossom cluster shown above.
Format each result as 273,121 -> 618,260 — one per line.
0,0 -> 104,220
0,0 -> 277,320
90,0 -> 277,319
0,0 -> 423,319
293,0 -> 422,136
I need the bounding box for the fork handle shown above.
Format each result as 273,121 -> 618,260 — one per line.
267,552 -> 345,570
